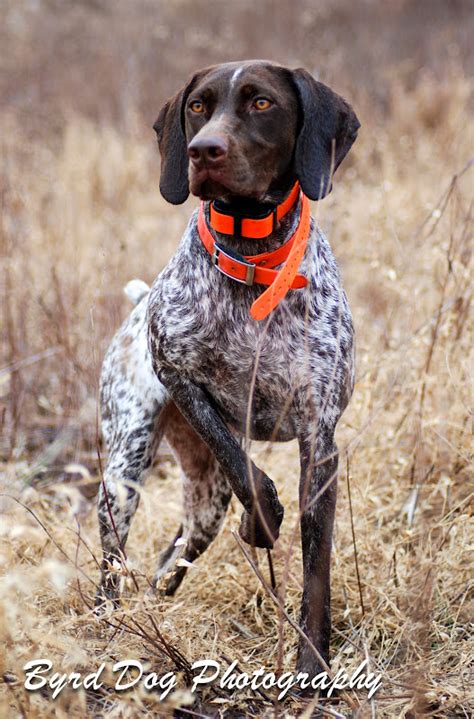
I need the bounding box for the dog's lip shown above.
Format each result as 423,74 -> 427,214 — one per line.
190,167 -> 266,202
192,166 -> 226,184
194,179 -> 230,202
191,167 -> 233,199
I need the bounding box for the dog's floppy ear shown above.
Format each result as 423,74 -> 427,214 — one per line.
291,68 -> 360,200
153,74 -> 201,205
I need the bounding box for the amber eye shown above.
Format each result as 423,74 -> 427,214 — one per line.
189,100 -> 204,113
254,98 -> 272,111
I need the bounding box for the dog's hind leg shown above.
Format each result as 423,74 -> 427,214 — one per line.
152,404 -> 232,595
96,296 -> 169,605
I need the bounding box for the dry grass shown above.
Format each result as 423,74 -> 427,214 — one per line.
1,1 -> 473,717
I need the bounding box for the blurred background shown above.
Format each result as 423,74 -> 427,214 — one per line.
0,2 -> 472,717
1,0 -> 472,129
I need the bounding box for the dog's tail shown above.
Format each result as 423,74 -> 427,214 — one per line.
123,279 -> 150,305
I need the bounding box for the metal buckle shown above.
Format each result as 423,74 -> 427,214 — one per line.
212,245 -> 256,286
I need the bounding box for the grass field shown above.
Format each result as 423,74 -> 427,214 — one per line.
1,1 -> 473,717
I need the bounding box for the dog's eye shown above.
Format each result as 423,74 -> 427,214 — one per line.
189,100 -> 204,114
253,98 -> 272,111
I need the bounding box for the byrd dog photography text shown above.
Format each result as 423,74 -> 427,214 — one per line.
24,658 -> 382,702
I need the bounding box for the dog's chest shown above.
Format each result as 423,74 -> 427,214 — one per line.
160,307 -> 300,439
149,245 -> 305,433
148,215 -> 354,437
152,272 -> 295,386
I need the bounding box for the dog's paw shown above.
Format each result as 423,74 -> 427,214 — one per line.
164,566 -> 188,596
237,471 -> 285,549
94,583 -> 120,613
238,501 -> 284,548
239,509 -> 273,548
295,646 -> 330,689
150,566 -> 188,598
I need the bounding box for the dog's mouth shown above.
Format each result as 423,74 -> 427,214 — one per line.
189,166 -> 265,202
194,175 -> 231,202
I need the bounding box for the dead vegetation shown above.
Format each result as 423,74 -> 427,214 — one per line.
0,1 -> 473,717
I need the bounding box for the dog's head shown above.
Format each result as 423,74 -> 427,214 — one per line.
153,60 -> 360,205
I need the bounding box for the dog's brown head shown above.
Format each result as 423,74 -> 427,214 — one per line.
153,60 -> 360,205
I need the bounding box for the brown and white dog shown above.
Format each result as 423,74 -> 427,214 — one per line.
97,60 -> 359,678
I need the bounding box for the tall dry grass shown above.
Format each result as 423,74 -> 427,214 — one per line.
1,1 -> 473,717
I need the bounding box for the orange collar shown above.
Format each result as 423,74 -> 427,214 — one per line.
209,182 -> 300,239
197,189 -> 311,321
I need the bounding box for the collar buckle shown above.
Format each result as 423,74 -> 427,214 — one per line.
212,244 -> 256,286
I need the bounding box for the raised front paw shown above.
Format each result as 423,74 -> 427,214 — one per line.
238,497 -> 284,548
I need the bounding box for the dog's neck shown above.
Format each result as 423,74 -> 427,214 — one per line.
204,181 -> 303,255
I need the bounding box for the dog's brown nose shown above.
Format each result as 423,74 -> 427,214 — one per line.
188,135 -> 228,165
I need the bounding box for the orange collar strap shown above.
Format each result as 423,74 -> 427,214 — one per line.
209,182 -> 300,239
197,190 -> 311,321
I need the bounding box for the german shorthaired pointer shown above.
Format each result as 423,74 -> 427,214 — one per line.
97,60 -> 359,677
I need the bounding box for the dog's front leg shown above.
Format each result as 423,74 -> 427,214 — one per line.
156,366 -> 284,548
296,425 -> 338,676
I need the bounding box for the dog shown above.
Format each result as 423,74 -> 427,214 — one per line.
97,60 -> 359,677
